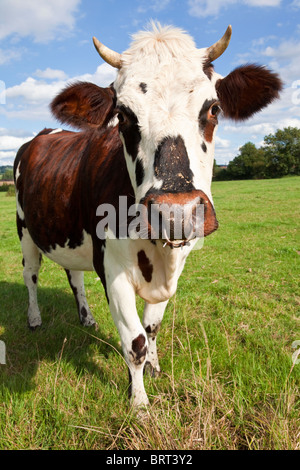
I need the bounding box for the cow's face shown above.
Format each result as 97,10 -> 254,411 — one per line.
114,53 -> 220,209
113,28 -> 221,206
51,23 -> 282,246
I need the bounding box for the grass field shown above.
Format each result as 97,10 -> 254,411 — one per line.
0,177 -> 299,450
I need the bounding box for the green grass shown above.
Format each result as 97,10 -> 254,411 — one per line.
0,177 -> 299,450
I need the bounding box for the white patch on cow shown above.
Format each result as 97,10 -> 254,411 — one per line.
49,128 -> 63,134
16,190 -> 24,220
104,237 -> 195,304
15,161 -> 21,182
107,115 -> 119,128
45,230 -> 94,271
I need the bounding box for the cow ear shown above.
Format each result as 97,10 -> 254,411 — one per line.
50,82 -> 116,130
216,65 -> 283,121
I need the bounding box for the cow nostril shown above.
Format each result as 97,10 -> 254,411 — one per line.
147,198 -> 155,210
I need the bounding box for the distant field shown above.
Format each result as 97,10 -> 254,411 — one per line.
0,177 -> 299,450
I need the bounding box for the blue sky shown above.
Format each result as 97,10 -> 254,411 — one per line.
0,0 -> 300,166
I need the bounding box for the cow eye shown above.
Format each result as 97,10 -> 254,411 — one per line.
208,103 -> 221,119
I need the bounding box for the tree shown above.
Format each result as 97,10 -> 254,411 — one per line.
226,142 -> 267,180
263,127 -> 300,177
1,168 -> 13,181
213,127 -> 300,180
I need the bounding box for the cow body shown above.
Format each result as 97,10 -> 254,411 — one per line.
14,23 -> 282,407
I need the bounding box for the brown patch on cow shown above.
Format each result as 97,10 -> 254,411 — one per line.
203,120 -> 216,143
145,323 -> 161,337
198,99 -> 219,144
137,250 -> 153,283
81,306 -> 88,318
130,334 -> 147,365
143,189 -> 202,207
203,201 -> 219,237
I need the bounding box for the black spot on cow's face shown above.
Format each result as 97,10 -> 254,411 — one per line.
139,82 -> 147,94
135,159 -> 145,187
154,135 -> 194,192
117,105 -> 141,161
201,141 -> 207,153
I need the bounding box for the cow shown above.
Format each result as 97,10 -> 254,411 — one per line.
14,23 -> 282,408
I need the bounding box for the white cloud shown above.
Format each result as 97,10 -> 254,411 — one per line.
35,68 -> 68,81
215,135 -> 231,148
263,40 -> 300,60
6,77 -> 65,105
5,63 -> 116,109
260,40 -> 300,83
246,0 -> 281,5
0,0 -> 81,43
0,133 -> 34,165
137,0 -> 171,13
0,135 -> 33,151
0,48 -> 22,65
188,0 -> 281,17
0,63 -> 117,164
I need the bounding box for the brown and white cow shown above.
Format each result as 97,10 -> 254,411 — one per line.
14,23 -> 282,407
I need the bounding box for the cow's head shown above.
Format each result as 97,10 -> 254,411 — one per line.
51,23 -> 282,246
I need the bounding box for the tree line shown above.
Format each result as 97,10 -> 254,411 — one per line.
214,127 -> 300,180
0,166 -> 14,181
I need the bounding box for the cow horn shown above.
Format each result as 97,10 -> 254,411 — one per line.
93,36 -> 122,69
207,25 -> 232,62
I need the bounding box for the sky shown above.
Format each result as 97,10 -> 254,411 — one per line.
0,0 -> 300,166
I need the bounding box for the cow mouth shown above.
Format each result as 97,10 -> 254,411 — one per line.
136,189 -> 219,246
161,228 -> 193,249
162,239 -> 191,249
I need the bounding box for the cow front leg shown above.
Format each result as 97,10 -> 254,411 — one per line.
105,273 -> 149,408
143,300 -> 168,377
65,270 -> 97,328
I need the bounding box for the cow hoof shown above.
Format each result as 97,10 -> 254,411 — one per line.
144,361 -> 160,378
80,319 -> 98,329
28,321 -> 42,331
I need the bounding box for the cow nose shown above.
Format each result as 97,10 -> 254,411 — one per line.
147,197 -> 199,242
145,190 -> 218,246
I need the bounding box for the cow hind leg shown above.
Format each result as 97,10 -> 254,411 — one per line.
21,229 -> 42,330
65,270 -> 97,328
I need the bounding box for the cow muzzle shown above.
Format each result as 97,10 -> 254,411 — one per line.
141,190 -> 218,248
